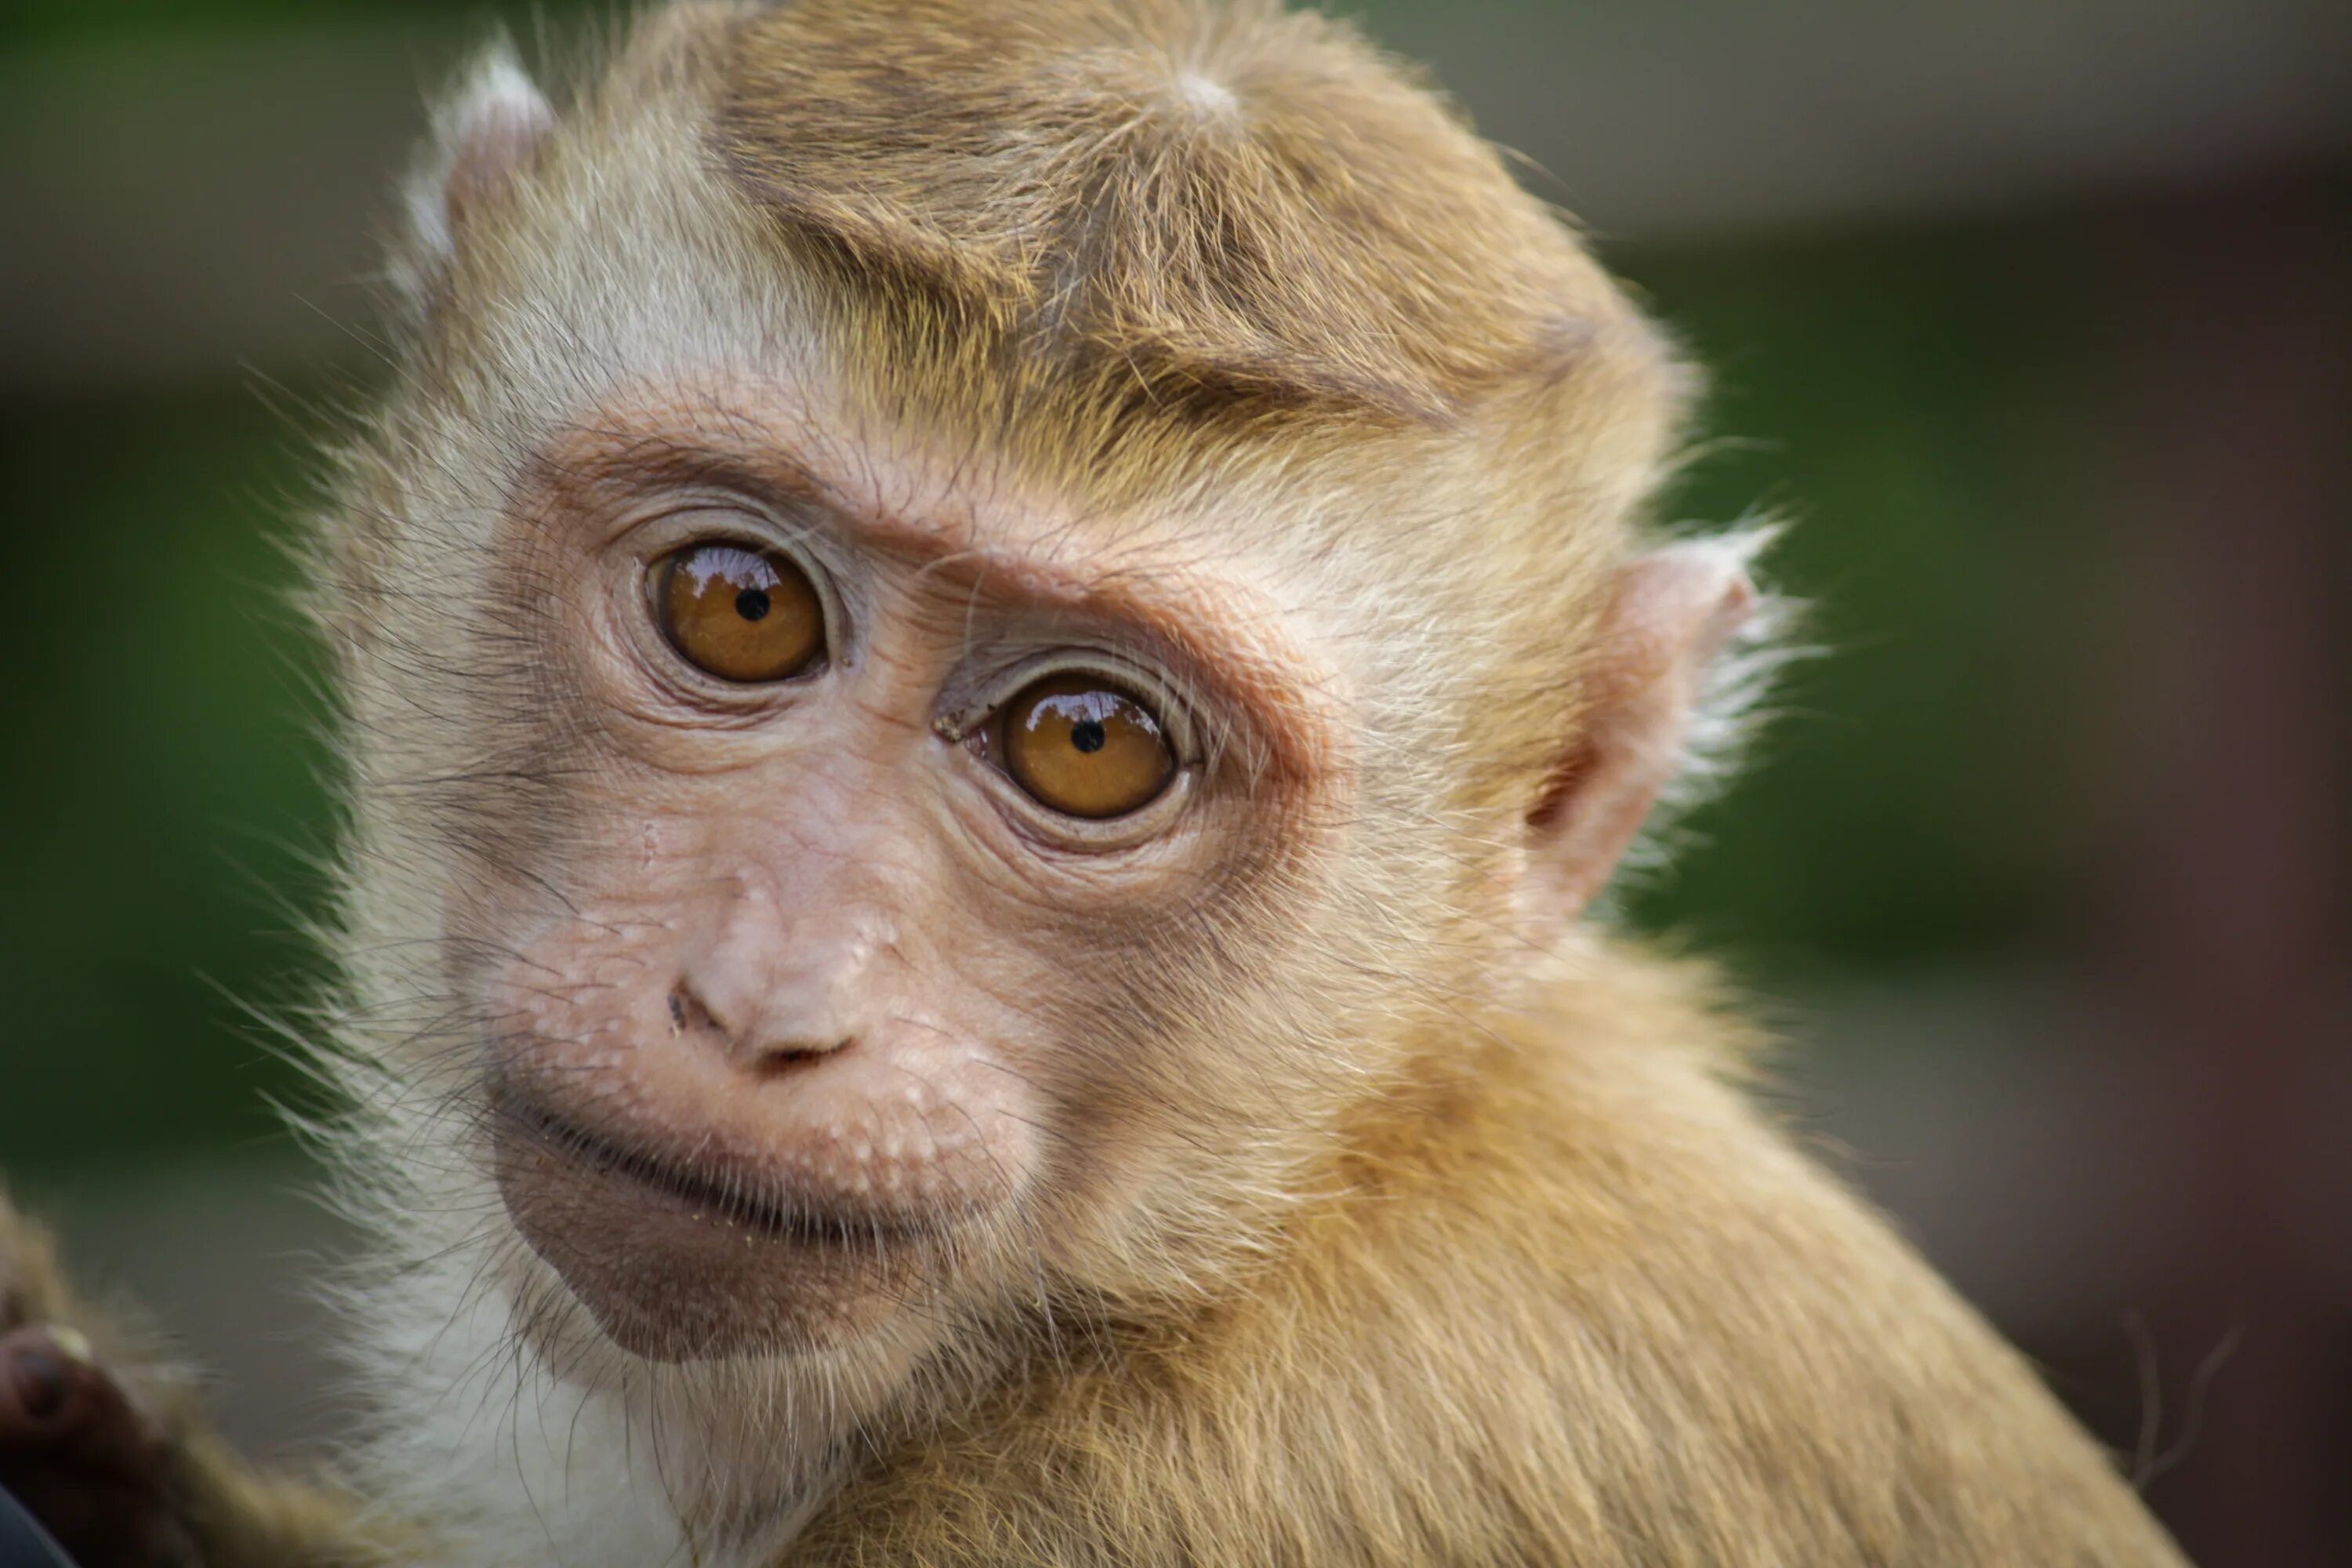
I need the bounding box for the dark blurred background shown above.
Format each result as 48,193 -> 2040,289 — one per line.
2,2 -> 2347,1563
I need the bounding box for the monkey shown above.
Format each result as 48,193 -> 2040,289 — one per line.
0,2 -> 2193,1564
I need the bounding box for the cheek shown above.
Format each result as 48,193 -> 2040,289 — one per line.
1029,813 -> 1372,1175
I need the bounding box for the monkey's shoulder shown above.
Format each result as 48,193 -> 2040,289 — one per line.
798,1006 -> 2180,1567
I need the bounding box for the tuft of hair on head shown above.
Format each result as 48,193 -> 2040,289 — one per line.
389,34 -> 555,318
712,0 -> 1642,442
1170,67 -> 1243,118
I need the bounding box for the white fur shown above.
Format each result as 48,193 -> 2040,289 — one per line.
355,1265 -> 697,1567
394,42 -> 554,306
1617,522 -> 1802,885
1175,70 -> 1240,116
333,1191 -> 849,1567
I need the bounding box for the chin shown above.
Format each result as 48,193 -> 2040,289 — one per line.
488,1086 -> 965,1364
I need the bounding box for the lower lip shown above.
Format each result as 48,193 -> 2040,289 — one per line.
490,1094 -> 930,1359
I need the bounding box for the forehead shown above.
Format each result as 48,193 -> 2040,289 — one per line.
538,377 -> 1298,592
430,1 -> 1671,713
524,376 -> 1356,752
451,0 -> 1675,539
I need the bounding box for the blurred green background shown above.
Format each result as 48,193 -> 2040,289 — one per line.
2,2 -> 2347,1564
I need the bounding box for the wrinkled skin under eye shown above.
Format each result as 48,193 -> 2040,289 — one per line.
996,673 -> 1175,818
652,541 -> 825,682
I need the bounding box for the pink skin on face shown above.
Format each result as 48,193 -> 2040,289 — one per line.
465,387 -> 1336,1360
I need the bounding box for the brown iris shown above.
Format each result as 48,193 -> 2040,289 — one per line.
652,542 -> 825,682
997,673 -> 1176,819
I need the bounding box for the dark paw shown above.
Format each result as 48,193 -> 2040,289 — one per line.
0,1320 -> 190,1567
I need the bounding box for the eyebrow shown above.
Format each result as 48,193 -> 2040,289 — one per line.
539,418 -> 1343,789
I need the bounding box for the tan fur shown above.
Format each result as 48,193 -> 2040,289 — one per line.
1,4 -> 2186,1565
713,0 -> 1647,423
791,957 -> 2180,1565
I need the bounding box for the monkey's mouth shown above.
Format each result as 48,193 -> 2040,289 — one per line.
488,1084 -> 937,1360
494,1091 -> 924,1247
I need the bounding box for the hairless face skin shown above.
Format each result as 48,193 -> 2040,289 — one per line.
477,394 -> 1338,1361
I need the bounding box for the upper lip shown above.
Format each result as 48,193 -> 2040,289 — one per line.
492,1086 -> 930,1247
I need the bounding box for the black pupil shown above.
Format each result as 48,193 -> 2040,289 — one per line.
735,586 -> 771,622
1070,719 -> 1108,754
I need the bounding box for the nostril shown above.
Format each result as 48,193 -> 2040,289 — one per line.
668,985 -> 719,1038
668,980 -> 851,1068
747,1033 -> 854,1073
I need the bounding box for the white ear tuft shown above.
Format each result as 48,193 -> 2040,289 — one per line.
1644,524 -> 1795,832
1516,524 -> 1794,928
395,40 -> 554,305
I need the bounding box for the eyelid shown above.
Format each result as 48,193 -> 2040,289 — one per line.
602,481 -> 829,549
622,495 -> 838,595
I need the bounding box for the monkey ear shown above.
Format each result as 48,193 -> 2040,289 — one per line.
1516,538 -> 1764,928
392,40 -> 554,310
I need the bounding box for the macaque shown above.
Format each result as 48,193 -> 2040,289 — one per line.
0,2 -> 2190,1564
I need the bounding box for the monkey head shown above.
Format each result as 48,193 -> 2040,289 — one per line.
325,0 -> 1754,1429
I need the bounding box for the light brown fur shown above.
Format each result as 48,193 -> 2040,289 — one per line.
0,4 -> 2187,1565
792,960 -> 2176,1565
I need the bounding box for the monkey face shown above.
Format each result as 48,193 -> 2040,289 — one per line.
416,389 -> 1358,1366
330,0 -> 1683,1390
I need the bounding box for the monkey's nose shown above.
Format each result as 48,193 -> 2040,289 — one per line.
667,980 -> 852,1069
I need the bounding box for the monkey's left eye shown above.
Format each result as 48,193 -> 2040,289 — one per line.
992,673 -> 1176,819
650,542 -> 825,682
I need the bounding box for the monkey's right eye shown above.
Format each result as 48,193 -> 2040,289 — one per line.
650,542 -> 825,683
